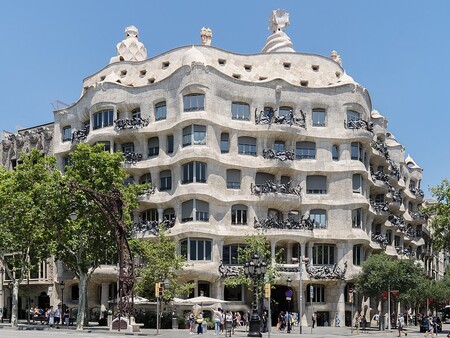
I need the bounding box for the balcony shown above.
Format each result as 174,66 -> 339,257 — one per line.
409,187 -> 425,199
387,159 -> 401,181
251,180 -> 301,196
262,148 -> 294,161
305,262 -> 347,280
371,170 -> 390,186
408,210 -> 427,221
255,109 -> 306,128
371,233 -> 389,247
253,216 -> 313,230
370,200 -> 389,213
71,127 -> 90,143
370,139 -> 389,159
218,261 -> 242,278
132,218 -> 176,235
124,152 -> 143,164
345,119 -> 373,132
114,117 -> 149,130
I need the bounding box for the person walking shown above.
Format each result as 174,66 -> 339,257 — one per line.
424,315 -> 435,338
397,314 -> 407,336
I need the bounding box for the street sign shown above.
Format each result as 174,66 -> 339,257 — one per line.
309,285 -> 314,299
285,289 -> 293,300
264,283 -> 271,298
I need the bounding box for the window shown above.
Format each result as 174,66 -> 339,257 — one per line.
181,199 -> 209,222
386,230 -> 393,245
306,175 -> 327,194
310,209 -> 327,229
279,106 -> 293,119
306,284 -> 325,303
238,137 -> 257,156
163,208 -> 175,222
148,137 -> 159,157
312,109 -> 326,127
312,244 -> 335,265
394,236 -> 401,247
274,141 -> 285,153
352,174 -> 363,193
71,284 -> 79,301
183,125 -> 206,146
409,180 -> 416,190
227,169 -> 241,189
183,94 -> 204,112
62,126 -> 72,141
296,141 -> 316,159
95,141 -> 111,152
222,244 -> 246,265
353,245 -> 362,266
262,107 -> 274,121
139,173 -> 152,184
332,145 -> 339,161
124,176 -> 134,186
182,161 -> 207,184
159,170 -> 172,191
347,110 -> 361,122
374,194 -> 385,203
132,108 -> 141,119
255,172 -> 275,185
231,204 -> 247,225
221,133 -> 229,153
155,101 -> 167,121
180,238 -> 212,261
141,209 -> 158,222
231,102 -> 250,120
352,208 -> 363,228
268,208 -> 282,221
167,135 -> 174,154
93,109 -> 114,130
351,142 -> 364,162
122,142 -> 134,153
224,285 -> 243,301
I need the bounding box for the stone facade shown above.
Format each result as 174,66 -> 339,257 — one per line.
0,9 -> 444,327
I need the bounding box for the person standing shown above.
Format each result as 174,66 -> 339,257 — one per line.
397,314 -> 407,336
212,307 -> 222,335
312,312 -> 316,328
54,305 -> 61,327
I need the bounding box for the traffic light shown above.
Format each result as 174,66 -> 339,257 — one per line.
158,285 -> 164,297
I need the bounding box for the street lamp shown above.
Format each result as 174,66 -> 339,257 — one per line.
60,281 -> 65,315
0,267 -> 4,323
286,276 -> 292,333
243,253 -> 267,338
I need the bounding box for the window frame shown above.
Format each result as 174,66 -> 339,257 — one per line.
62,126 -> 72,142
183,94 -> 205,112
159,170 -> 172,191
180,238 -> 212,261
296,141 -> 316,160
238,136 -> 257,156
155,101 -> 167,121
312,108 -> 326,127
231,102 -> 250,121
93,109 -> 114,130
231,204 -> 248,225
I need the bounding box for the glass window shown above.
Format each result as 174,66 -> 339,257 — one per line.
312,109 -> 326,127
226,169 -> 241,189
306,175 -> 327,194
274,141 -> 285,153
159,170 -> 172,191
347,110 -> 361,122
238,137 -> 257,156
310,209 -> 327,229
255,172 -> 275,185
181,199 -> 209,222
182,161 -> 207,184
224,285 -> 243,301
306,284 -> 325,303
163,208 -> 175,222
141,209 -> 158,222
231,102 -> 250,120
155,101 -> 167,120
353,245 -> 362,266
139,173 -> 152,184
352,208 -> 363,228
268,208 -> 282,221
352,174 -> 362,193
351,142 -> 364,162
180,238 -> 212,261
332,145 -> 339,161
132,108 -> 141,119
93,109 -> 114,130
222,244 -> 246,265
221,133 -> 229,153
122,142 -> 134,153
279,106 -> 293,118
312,244 -> 335,265
231,204 -> 247,225
296,141 -> 316,159
167,135 -> 174,154
183,94 -> 205,112
71,284 -> 79,301
183,125 -> 206,147
148,137 -> 159,157
62,126 -> 72,141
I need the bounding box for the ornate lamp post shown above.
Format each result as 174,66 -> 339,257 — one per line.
286,276 -> 292,333
243,253 -> 267,338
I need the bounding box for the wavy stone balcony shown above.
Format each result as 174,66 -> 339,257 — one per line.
124,152 -> 143,164
409,187 -> 425,199
370,139 -> 389,159
72,127 -> 90,143
344,119 -> 373,132
114,117 -> 150,130
305,262 -> 347,280
370,200 -> 389,213
408,210 -> 427,221
371,233 -> 389,248
387,159 -> 401,181
253,216 -> 313,230
132,218 -> 176,235
251,180 -> 301,196
396,247 -> 414,258
371,170 -> 390,186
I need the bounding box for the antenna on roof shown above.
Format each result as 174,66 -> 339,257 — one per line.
51,100 -> 69,110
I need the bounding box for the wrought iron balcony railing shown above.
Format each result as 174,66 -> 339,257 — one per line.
408,210 -> 427,221
371,170 -> 390,185
262,148 -> 295,161
71,127 -> 90,143
371,233 -> 389,247
370,200 -> 389,213
255,109 -> 306,128
409,187 -> 425,198
124,152 -> 143,164
305,262 -> 347,280
370,140 -> 389,159
345,119 -> 373,132
254,216 -> 313,230
251,180 -> 301,196
114,117 -> 150,130
132,218 -> 175,235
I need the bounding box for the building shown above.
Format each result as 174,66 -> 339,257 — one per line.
0,9 -> 444,326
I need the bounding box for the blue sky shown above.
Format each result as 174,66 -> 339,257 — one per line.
0,1 -> 449,198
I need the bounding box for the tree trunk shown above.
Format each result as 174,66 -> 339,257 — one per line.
76,270 -> 88,330
10,280 -> 20,328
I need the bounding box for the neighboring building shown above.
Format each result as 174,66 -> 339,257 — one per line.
0,9 -> 444,326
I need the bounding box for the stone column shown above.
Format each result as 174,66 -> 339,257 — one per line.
299,243 -> 308,328
157,208 -> 164,223
271,241 -> 276,265
100,283 -> 110,314
286,242 -> 293,264
335,282 -> 345,327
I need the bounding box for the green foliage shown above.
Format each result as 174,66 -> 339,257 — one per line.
223,233 -> 280,290
133,231 -> 192,302
422,178 -> 450,251
356,253 -> 424,300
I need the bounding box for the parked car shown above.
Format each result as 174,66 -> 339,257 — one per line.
420,316 -> 442,333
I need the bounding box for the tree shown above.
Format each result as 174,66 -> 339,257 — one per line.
422,178 -> 450,251
55,144 -> 144,330
133,231 -> 192,303
0,150 -> 62,327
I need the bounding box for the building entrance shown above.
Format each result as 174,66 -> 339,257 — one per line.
269,284 -> 294,326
